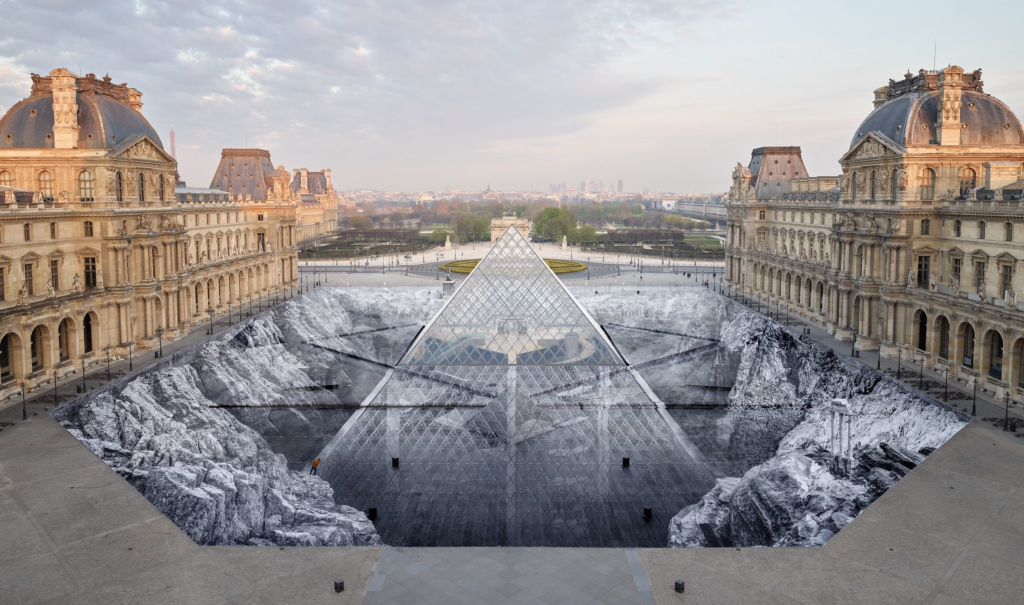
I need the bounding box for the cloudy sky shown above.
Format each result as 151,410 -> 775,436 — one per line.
1,0 -> 1022,193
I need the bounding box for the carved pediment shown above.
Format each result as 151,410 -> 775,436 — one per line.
947,246 -> 965,257
108,135 -> 174,163
840,133 -> 904,163
995,251 -> 1018,263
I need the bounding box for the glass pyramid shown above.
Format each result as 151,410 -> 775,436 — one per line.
313,226 -> 716,547
401,225 -> 623,366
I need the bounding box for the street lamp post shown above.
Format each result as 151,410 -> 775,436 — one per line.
918,356 -> 925,390
105,347 -> 111,381
943,367 -> 949,402
258,292 -> 263,312
21,382 -> 27,421
897,348 -> 902,380
52,369 -> 58,408
207,307 -> 215,335
127,342 -> 134,371
248,294 -> 253,317
155,327 -> 165,358
81,358 -> 87,392
227,300 -> 233,326
851,329 -> 858,357
237,297 -> 243,322
1004,391 -> 1011,432
971,379 -> 977,416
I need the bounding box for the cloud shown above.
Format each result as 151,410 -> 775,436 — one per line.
0,0 -> 740,189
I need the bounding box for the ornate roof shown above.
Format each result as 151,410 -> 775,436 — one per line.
851,68 -> 1024,148
0,71 -> 163,151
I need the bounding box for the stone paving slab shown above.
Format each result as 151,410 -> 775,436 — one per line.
640,421 -> 1024,605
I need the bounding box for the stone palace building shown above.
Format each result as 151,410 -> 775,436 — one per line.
0,68 -> 303,399
725,65 -> 1024,399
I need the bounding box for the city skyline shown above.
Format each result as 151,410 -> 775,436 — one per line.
1,1 -> 1023,192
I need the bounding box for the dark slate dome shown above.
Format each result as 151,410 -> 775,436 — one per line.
0,91 -> 163,151
851,90 -> 1024,149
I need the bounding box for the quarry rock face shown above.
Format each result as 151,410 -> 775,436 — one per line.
52,303 -> 384,547
668,307 -> 968,548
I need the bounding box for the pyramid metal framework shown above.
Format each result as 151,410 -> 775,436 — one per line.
401,225 -> 623,366
315,227 -> 716,547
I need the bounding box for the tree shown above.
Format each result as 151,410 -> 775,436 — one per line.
348,215 -> 373,230
573,225 -> 597,245
428,229 -> 449,244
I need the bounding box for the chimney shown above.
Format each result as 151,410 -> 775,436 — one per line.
872,86 -> 889,109
936,65 -> 965,146
324,168 -> 332,190
300,168 -> 309,193
127,88 -> 144,113
49,68 -> 79,149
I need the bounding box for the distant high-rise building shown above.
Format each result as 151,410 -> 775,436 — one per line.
618,179 -> 623,193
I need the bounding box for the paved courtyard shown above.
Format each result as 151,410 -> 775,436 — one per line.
1,278 -> 1022,605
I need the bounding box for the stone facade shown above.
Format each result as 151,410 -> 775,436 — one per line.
490,213 -> 531,243
290,168 -> 339,243
725,66 -> 1024,399
0,69 -> 299,399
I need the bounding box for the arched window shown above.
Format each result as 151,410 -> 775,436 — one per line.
938,317 -> 950,360
37,170 -> 54,201
870,170 -> 877,200
78,171 -> 95,202
962,324 -> 975,368
138,173 -> 145,201
0,170 -> 12,189
58,319 -> 71,361
30,326 -> 44,371
158,174 -> 165,201
0,333 -> 12,382
83,313 -> 94,354
960,168 -> 976,197
23,223 -> 30,241
954,220 -> 962,237
917,311 -> 928,351
115,171 -> 123,202
919,168 -> 935,201
989,332 -> 1004,380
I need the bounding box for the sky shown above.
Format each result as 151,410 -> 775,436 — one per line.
1,0 -> 1023,193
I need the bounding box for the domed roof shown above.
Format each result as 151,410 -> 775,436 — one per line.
851,90 -> 1024,149
0,77 -> 163,151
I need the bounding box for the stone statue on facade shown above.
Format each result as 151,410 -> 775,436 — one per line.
17,284 -> 27,305
977,278 -> 985,296
58,190 -> 69,203
965,187 -> 977,201
908,269 -> 916,287
3,189 -> 14,204
864,215 -> 879,232
1005,289 -> 1014,305
46,279 -> 55,298
72,273 -> 82,293
952,275 -> 960,296
96,270 -> 104,289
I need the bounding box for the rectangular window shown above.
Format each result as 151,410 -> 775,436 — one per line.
24,263 -> 33,296
0,267 -> 5,302
921,220 -> 930,235
1002,265 -> 1013,298
84,221 -> 93,237
952,258 -> 962,283
23,223 -> 30,241
757,232 -> 766,251
83,257 -> 96,288
50,259 -> 59,292
917,256 -> 930,288
50,222 -> 56,239
1007,223 -> 1014,242
257,232 -> 266,251
979,222 -> 986,239
977,262 -> 986,293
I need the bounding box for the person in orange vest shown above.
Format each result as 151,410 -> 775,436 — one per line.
310,458 -> 321,476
